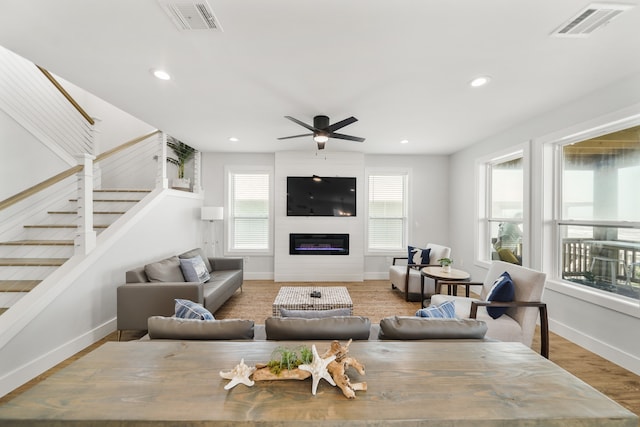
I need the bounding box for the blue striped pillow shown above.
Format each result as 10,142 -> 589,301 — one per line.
175,299 -> 214,320
415,300 -> 456,318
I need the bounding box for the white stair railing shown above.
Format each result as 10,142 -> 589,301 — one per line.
0,45 -> 94,165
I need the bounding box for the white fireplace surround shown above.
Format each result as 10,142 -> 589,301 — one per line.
274,151 -> 364,281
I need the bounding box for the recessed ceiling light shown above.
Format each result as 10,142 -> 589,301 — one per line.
229,137 -> 239,142
470,76 -> 491,87
151,69 -> 171,80
400,139 -> 409,144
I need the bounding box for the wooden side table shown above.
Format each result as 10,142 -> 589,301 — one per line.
420,266 -> 470,308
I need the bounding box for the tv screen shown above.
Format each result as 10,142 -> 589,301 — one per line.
287,176 -> 356,217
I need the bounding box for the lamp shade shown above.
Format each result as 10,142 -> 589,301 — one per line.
201,206 -> 223,221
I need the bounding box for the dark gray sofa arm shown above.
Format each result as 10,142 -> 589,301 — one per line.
209,257 -> 243,271
117,282 -> 203,333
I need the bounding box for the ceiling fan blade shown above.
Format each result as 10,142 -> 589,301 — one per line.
330,132 -> 365,142
277,133 -> 313,140
326,116 -> 358,133
284,116 -> 317,132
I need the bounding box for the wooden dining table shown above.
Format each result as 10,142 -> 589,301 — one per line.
0,340 -> 636,426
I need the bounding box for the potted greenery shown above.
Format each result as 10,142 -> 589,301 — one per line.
438,257 -> 453,273
166,136 -> 196,190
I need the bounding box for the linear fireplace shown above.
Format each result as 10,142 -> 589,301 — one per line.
289,233 -> 349,255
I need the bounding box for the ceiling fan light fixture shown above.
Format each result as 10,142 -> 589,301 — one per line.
314,133 -> 329,143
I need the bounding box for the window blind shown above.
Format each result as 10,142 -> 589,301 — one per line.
231,173 -> 269,250
368,174 -> 406,250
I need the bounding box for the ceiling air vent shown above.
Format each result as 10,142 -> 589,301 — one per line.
551,2 -> 634,37
158,0 -> 222,31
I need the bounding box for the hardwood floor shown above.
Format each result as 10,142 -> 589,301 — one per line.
1,279 -> 639,425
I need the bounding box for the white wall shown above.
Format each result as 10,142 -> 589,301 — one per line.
274,151 -> 364,281
449,72 -> 640,375
201,151 -> 450,280
0,109 -> 68,200
0,189 -> 203,397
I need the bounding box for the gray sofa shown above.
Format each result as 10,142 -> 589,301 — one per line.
117,248 -> 243,338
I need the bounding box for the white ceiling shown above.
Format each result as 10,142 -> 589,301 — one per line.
1,0 -> 640,155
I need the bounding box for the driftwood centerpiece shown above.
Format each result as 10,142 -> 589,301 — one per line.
222,340 -> 366,399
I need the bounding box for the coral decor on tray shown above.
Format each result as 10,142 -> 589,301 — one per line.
219,340 -> 366,399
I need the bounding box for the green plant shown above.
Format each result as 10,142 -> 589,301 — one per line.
267,345 -> 312,374
438,257 -> 453,266
166,136 -> 196,179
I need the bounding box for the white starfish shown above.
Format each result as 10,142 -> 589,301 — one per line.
219,358 -> 256,390
298,345 -> 336,395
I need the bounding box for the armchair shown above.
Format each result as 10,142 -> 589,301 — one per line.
389,243 -> 451,301
430,261 -> 549,358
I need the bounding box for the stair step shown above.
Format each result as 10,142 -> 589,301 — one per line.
0,240 -> 73,246
48,211 -> 126,215
0,258 -> 67,267
68,199 -> 141,203
0,280 -> 41,292
94,189 -> 151,193
24,224 -> 109,229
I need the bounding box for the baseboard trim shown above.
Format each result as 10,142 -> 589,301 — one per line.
550,318 -> 640,376
0,319 -> 115,398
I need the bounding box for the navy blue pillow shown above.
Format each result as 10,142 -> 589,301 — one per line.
486,271 -> 515,319
408,246 -> 431,265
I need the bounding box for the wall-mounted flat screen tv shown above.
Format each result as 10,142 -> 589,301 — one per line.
287,176 -> 356,217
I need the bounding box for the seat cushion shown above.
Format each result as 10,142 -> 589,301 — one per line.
280,308 -> 352,318
147,316 -> 254,340
389,265 -> 432,296
144,256 -> 185,282
430,294 -> 522,343
408,246 -> 431,265
265,316 -> 371,340
175,299 -> 214,320
179,248 -> 213,273
378,316 -> 487,340
486,271 -> 515,319
179,255 -> 210,283
415,300 -> 456,318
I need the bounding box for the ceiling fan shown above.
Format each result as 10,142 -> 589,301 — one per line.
278,115 -> 365,150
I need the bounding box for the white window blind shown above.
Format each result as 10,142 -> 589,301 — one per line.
230,172 -> 269,250
368,174 -> 406,251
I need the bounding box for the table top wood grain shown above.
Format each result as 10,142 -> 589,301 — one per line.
0,340 -> 636,426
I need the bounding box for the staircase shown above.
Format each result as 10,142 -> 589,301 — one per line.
0,189 -> 151,314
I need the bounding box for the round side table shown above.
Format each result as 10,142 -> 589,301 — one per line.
420,266 -> 471,308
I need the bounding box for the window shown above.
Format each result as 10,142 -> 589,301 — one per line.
367,172 -> 408,252
479,151 -> 525,265
227,169 -> 271,253
557,125 -> 640,300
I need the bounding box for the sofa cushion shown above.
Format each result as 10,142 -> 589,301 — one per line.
378,316 -> 488,340
280,308 -> 352,318
175,299 -> 214,320
486,271 -> 515,319
147,316 -> 254,340
179,255 -> 210,283
144,256 -> 185,282
179,248 -> 213,273
416,300 -> 456,318
408,246 -> 431,265
265,316 -> 371,340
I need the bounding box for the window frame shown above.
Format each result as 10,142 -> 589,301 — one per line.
476,143 -> 530,268
224,165 -> 274,256
365,168 -> 410,255
550,122 -> 640,302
